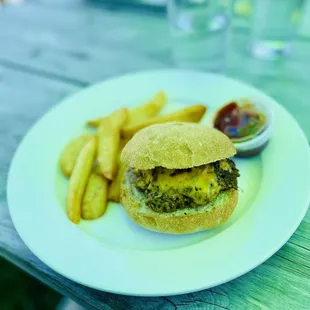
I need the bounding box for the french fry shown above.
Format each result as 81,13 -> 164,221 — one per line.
126,91 -> 166,126
87,92 -> 166,128
121,104 -> 207,139
87,107 -> 127,127
98,108 -> 128,180
107,137 -> 129,202
88,118 -> 103,128
82,173 -> 108,220
93,160 -> 102,175
60,135 -> 94,177
108,161 -> 126,203
92,139 -> 128,176
67,137 -> 97,224
109,108 -> 129,126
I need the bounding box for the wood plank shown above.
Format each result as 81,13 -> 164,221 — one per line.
0,38 -> 167,84
289,221 -> 310,248
0,2 -> 169,84
0,65 -> 79,200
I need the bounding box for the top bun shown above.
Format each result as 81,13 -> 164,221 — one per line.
121,122 -> 236,169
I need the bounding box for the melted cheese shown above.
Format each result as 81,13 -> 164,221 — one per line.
152,164 -> 222,205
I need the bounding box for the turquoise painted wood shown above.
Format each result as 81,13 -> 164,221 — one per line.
0,1 -> 309,309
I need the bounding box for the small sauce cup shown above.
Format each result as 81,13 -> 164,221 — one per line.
213,98 -> 274,157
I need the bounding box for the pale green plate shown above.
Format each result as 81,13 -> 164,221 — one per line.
7,70 -> 310,296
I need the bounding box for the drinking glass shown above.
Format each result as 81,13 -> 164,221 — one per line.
250,0 -> 305,59
167,0 -> 233,72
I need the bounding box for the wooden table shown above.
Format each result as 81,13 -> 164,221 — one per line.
1,1 -> 309,309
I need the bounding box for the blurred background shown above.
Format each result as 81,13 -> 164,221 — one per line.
1,0 -> 310,309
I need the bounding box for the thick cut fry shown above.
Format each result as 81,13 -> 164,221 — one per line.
98,109 -> 128,180
109,108 -> 129,126
60,135 -> 94,177
88,117 -> 103,128
93,161 -> 102,175
67,137 -> 97,224
87,92 -> 166,128
82,173 -> 108,220
121,104 -> 207,139
87,107 -> 128,127
108,137 -> 129,202
126,91 -> 166,126
92,138 -> 128,176
108,162 -> 126,202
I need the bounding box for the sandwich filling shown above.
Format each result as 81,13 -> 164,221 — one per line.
127,159 -> 239,213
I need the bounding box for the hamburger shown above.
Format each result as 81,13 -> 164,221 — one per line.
120,122 -> 240,234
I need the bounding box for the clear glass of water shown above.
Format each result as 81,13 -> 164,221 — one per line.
167,0 -> 232,72
251,0 -> 305,59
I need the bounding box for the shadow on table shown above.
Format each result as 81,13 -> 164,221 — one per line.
0,257 -> 61,310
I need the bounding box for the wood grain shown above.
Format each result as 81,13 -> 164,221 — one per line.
0,1 -> 309,309
0,2 -> 168,84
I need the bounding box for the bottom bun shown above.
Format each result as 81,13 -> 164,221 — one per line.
120,177 -> 239,235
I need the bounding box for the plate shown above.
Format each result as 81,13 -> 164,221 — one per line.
7,70 -> 310,296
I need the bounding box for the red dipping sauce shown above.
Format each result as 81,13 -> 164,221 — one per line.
214,101 -> 265,141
